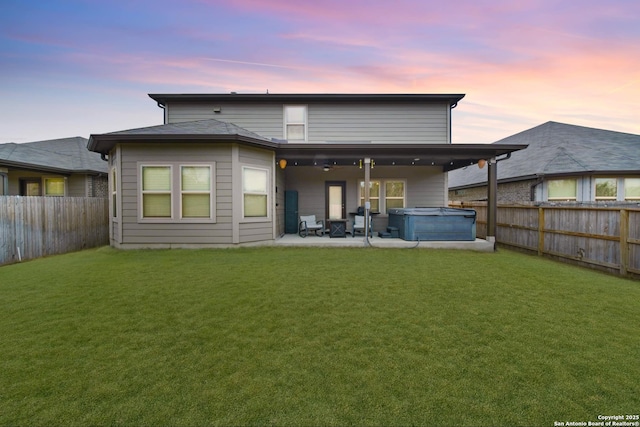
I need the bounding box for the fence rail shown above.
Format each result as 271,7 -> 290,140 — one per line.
451,202 -> 640,278
0,196 -> 109,266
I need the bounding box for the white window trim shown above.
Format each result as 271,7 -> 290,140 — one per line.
241,165 -> 271,222
384,180 -> 407,212
283,105 -> 308,142
111,168 -> 118,221
358,179 -> 407,215
138,162 -> 216,223
179,165 -> 215,220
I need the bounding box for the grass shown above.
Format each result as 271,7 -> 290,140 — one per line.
0,246 -> 638,426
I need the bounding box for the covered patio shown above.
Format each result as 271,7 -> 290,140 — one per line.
276,142 -> 526,246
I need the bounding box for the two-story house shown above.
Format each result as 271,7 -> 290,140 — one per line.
87,93 -> 524,249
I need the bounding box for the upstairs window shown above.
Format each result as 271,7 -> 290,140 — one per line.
595,178 -> 617,201
548,179 -> 577,201
284,105 -> 307,141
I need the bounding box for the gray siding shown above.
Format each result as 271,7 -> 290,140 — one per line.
167,102 -> 450,144
117,142 -> 275,247
119,143 -> 233,246
238,146 -> 275,244
67,174 -> 86,197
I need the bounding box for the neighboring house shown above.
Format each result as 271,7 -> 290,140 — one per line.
448,121 -> 640,204
87,93 -> 525,249
0,137 -> 108,197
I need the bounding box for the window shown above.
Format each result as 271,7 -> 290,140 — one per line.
181,166 -> 211,218
20,179 -> 41,196
359,180 -> 380,212
243,167 -> 269,218
142,166 -> 172,218
284,105 -> 307,141
625,178 -> 640,200
140,163 -> 215,222
548,179 -> 577,201
595,178 -> 617,201
44,178 -> 65,196
385,181 -> 405,212
111,169 -> 117,218
359,179 -> 406,213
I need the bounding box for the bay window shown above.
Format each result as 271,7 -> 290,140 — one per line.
181,166 -> 211,218
243,167 -> 268,218
140,163 -> 215,222
142,166 -> 172,218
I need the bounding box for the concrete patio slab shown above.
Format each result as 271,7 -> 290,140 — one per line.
274,234 -> 495,251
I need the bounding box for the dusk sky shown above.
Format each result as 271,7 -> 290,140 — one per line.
1,0 -> 638,144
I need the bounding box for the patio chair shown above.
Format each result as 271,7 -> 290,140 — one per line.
352,215 -> 372,237
299,215 -> 325,237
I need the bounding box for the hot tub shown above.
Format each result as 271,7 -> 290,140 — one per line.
387,207 -> 476,241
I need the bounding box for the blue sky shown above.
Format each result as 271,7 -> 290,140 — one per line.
1,0 -> 639,143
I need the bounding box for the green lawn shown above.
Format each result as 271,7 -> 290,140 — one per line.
1,247 -> 638,426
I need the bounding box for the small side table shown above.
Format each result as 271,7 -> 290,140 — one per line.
328,219 -> 347,238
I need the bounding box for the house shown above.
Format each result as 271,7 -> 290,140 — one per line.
448,121 -> 640,204
87,93 -> 525,249
0,137 -> 108,197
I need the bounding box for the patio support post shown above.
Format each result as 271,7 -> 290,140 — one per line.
364,158 -> 371,246
487,157 -> 497,247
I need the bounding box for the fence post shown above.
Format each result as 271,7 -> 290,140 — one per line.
620,209 -> 629,275
537,207 -> 545,256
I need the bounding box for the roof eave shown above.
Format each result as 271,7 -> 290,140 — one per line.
149,93 -> 466,107
87,133 -> 279,154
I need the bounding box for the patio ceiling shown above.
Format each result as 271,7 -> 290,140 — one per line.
277,143 -> 527,172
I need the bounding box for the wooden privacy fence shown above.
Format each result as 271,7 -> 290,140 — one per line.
451,202 -> 640,277
0,196 -> 109,266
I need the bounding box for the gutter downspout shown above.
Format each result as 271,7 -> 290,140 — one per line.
530,175 -> 544,202
486,152 -> 512,249
156,101 -> 167,124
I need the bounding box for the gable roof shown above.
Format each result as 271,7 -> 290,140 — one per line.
448,121 -> 640,189
0,137 -> 107,174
